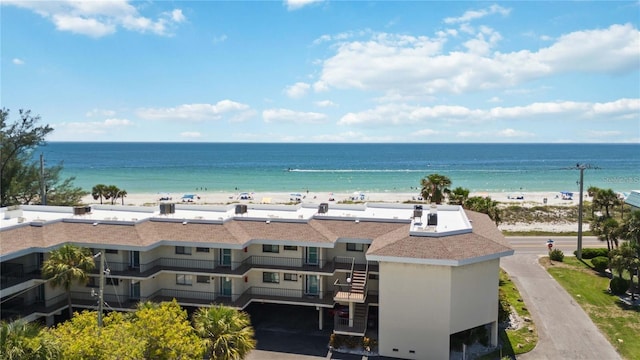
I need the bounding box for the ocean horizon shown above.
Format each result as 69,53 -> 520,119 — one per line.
36,142 -> 640,195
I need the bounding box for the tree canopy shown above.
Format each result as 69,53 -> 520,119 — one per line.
0,108 -> 87,207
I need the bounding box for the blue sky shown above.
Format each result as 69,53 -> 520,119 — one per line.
2,0 -> 639,143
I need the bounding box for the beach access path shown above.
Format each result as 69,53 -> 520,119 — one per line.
503,236 -> 621,360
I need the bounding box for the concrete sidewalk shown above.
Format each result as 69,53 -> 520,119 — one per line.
501,253 -> 622,360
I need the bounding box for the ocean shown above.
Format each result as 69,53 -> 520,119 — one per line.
36,142 -> 640,195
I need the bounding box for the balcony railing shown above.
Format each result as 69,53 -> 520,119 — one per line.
94,255 -> 334,278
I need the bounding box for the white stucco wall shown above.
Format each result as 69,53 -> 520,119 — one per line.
449,259 -> 500,334
378,261 -> 452,360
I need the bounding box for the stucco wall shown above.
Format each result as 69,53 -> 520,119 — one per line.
449,259 -> 500,334
378,261 -> 452,360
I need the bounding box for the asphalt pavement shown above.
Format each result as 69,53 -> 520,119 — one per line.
502,236 -> 622,360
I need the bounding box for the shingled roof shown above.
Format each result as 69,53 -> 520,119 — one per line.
1,207 -> 512,265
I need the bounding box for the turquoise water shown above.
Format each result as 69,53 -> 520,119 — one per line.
36,142 -> 640,194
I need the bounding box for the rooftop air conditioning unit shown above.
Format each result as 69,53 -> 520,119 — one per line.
84,206 -> 92,214
160,203 -> 175,215
73,206 -> 87,215
318,203 -> 329,214
235,204 -> 248,214
427,213 -> 438,226
413,204 -> 423,218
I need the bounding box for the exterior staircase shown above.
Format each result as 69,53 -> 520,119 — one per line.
350,270 -> 367,296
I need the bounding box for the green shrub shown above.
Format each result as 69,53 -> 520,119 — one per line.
609,277 -> 630,295
549,249 -> 564,262
591,256 -> 609,272
576,248 -> 609,259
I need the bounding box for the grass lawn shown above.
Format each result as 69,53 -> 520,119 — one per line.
479,270 -> 538,359
542,256 -> 640,360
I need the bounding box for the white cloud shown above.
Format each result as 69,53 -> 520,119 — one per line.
58,118 -> 133,134
496,128 -> 535,138
314,100 -> 337,108
285,82 -> 311,98
585,130 -> 622,138
263,108 -> 327,124
285,0 -> 324,11
444,4 -> 511,24
212,34 -> 228,44
12,58 -> 24,65
314,24 -> 639,97
86,108 -> 116,117
180,131 -> 202,138
137,101 -> 254,122
338,98 -> 640,126
4,0 -> 186,37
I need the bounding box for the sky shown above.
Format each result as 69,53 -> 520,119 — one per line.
1,1 -> 639,143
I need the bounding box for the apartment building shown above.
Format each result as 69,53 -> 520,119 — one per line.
1,202 -> 513,359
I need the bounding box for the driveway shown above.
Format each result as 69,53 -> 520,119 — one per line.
502,236 -> 621,360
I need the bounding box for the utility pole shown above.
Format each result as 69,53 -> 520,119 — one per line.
577,165 -> 585,260
575,163 -> 595,260
40,153 -> 46,205
95,250 -> 105,329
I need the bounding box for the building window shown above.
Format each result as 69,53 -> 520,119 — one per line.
86,277 -> 98,287
197,275 -> 210,284
105,249 -> 118,254
262,272 -> 279,283
175,246 -> 192,255
346,243 -> 364,252
176,274 -> 193,285
284,273 -> 297,281
262,245 -> 279,253
196,247 -> 210,253
106,278 -> 119,286
283,245 -> 298,251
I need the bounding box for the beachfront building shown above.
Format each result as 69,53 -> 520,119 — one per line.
1,202 -> 513,359
625,190 -> 640,210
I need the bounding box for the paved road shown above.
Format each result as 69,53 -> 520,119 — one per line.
503,236 -> 622,360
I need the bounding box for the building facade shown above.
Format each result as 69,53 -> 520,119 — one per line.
1,202 -> 513,359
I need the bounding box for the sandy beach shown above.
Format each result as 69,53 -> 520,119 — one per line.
82,190 -> 587,233
83,190 -> 583,208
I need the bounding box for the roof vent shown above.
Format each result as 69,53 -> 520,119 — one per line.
318,203 -> 329,214
160,203 -> 175,215
235,204 -> 248,214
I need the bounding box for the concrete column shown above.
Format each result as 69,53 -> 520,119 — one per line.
490,320 -> 498,346
318,307 -> 324,330
319,275 -> 323,300
46,315 -> 55,327
349,302 -> 355,327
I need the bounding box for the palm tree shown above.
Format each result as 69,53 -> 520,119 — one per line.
609,241 -> 640,300
448,187 -> 469,206
593,188 -> 621,218
105,185 -> 120,205
464,196 -> 501,225
591,216 -> 621,251
192,305 -> 256,360
420,173 -> 452,204
0,319 -> 60,360
41,244 -> 96,319
91,184 -> 108,204
116,189 -> 127,205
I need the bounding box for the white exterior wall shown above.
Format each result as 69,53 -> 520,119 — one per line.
449,259 -> 500,334
378,261 -> 452,360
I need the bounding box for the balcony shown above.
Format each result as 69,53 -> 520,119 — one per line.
71,286 -> 334,311
93,256 -> 344,278
1,264 -> 42,290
